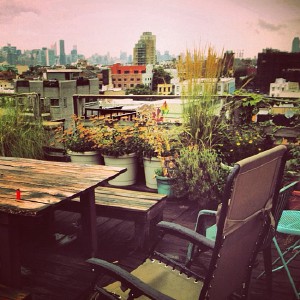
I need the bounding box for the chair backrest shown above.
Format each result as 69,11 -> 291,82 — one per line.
200,145 -> 287,300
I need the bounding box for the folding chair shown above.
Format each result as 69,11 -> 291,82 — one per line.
187,181 -> 298,261
270,210 -> 300,299
87,145 -> 287,300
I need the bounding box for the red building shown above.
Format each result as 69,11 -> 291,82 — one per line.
110,63 -> 146,90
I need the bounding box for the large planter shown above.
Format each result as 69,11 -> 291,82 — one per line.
156,175 -> 175,196
103,153 -> 137,186
68,151 -> 103,165
143,157 -> 161,189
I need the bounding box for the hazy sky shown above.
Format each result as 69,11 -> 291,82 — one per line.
1,0 -> 300,59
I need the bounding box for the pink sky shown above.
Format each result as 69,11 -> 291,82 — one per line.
1,0 -> 300,59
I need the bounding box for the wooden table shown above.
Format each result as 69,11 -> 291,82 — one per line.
0,156 -> 125,287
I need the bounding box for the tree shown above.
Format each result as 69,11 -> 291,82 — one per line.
152,66 -> 172,91
125,84 -> 154,95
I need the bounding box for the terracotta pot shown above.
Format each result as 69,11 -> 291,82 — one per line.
288,190 -> 300,210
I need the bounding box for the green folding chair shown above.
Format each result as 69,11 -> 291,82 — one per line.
271,210 -> 300,299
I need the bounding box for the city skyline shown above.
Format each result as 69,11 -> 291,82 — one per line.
1,0 -> 300,59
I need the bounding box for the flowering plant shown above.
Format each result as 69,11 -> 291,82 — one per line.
55,115 -> 98,153
137,120 -> 183,159
94,119 -> 140,157
135,104 -> 183,159
154,155 -> 179,178
217,125 -> 273,165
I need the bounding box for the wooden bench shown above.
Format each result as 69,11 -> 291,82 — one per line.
0,284 -> 31,300
63,187 -> 167,250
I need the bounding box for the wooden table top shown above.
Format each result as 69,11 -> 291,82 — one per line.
0,157 -> 126,216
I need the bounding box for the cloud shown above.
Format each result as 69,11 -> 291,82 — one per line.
257,19 -> 286,31
0,0 -> 40,23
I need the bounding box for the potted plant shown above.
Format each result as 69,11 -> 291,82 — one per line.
172,145 -> 228,209
154,155 -> 178,197
55,114 -> 102,165
137,118 -> 183,189
94,119 -> 140,186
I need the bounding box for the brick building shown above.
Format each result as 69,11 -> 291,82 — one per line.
110,63 -> 146,90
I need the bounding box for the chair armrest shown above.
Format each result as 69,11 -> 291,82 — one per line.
194,209 -> 217,234
87,258 -> 174,300
198,209 -> 217,216
157,221 -> 215,249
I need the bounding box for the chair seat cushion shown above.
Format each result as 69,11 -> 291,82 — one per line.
105,259 -> 203,299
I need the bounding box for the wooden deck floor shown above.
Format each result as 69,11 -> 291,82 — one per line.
19,198 -> 300,300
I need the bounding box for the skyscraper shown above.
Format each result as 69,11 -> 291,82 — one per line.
292,37 -> 300,53
133,32 -> 156,65
71,45 -> 78,63
59,39 -> 66,65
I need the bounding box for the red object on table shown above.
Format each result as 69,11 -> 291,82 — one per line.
16,189 -> 21,200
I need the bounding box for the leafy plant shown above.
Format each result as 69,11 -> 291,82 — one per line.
284,145 -> 300,183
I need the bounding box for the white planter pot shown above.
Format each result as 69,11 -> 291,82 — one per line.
143,157 -> 161,189
103,153 -> 137,186
68,151 -> 103,165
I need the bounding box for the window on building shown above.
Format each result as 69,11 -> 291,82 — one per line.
118,70 -> 121,74
118,84 -> 122,87
137,78 -> 140,81
131,78 -> 134,81
134,70 -> 139,74
130,84 -> 134,87
124,70 -> 130,74
50,98 -> 60,107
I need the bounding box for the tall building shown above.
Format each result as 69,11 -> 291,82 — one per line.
133,32 -> 156,65
71,45 -> 78,63
46,49 -> 56,66
292,37 -> 300,53
2,44 -> 20,65
59,40 -> 66,65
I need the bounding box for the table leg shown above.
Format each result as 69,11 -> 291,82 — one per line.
0,213 -> 21,287
80,188 -> 98,257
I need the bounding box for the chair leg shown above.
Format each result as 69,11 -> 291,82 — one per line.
262,245 -> 273,299
273,237 -> 300,300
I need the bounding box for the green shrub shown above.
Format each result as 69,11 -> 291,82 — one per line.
173,145 -> 229,209
217,124 -> 273,165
